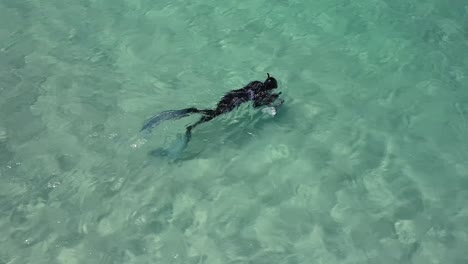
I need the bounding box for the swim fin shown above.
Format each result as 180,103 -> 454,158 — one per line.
141,108 -> 200,132
149,133 -> 190,159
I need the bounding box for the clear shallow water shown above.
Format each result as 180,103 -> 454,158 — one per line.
1,0 -> 468,263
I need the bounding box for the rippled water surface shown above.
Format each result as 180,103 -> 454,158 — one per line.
1,0 -> 468,263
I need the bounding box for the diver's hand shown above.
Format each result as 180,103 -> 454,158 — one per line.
273,98 -> 284,107
261,106 -> 277,116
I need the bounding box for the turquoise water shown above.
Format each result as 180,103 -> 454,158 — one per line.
1,0 -> 468,263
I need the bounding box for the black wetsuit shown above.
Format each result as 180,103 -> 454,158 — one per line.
185,79 -> 283,139
141,73 -> 283,153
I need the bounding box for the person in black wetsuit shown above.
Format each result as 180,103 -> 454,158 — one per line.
141,73 -> 284,153
184,73 -> 283,139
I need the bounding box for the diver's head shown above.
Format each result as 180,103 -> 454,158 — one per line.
263,73 -> 278,90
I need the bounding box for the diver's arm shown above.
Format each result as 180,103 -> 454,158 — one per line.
253,92 -> 282,108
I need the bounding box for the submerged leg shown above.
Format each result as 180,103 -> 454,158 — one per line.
185,113 -> 217,142
149,113 -> 216,158
141,107 -> 211,132
145,108 -> 216,158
